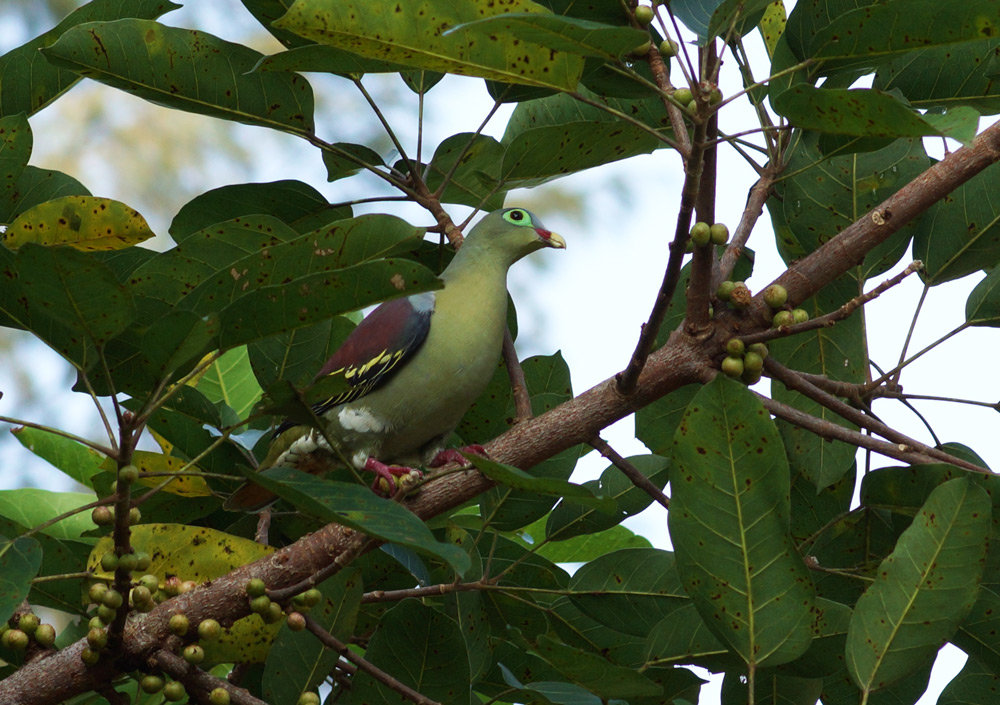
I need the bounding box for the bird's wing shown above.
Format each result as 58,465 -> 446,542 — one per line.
310,291 -> 435,416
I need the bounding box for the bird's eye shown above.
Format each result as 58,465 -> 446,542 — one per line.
503,208 -> 532,226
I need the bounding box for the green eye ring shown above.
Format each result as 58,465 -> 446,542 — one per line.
502,208 -> 533,227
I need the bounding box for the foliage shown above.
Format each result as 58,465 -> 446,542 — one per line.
1,0 -> 1000,704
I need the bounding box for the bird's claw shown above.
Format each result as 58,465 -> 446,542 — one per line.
429,445 -> 489,468
364,457 -> 422,496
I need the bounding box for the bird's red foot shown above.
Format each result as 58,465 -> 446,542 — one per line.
364,457 -> 422,496
429,445 -> 489,468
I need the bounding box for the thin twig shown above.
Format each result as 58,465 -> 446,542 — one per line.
742,261 -> 924,345
893,281 -> 930,386
304,615 -> 442,705
430,101 -> 504,200
589,436 -> 669,510
352,76 -> 414,177
863,321 -> 969,393
874,390 -> 1000,410
2,417 -> 115,457
642,32 -> 691,157
717,170 -> 777,284
149,648 -> 265,705
618,119 -> 710,394
757,392 -> 957,468
765,358 -> 988,473
503,329 -> 532,421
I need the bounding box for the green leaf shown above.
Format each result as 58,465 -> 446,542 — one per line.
9,426 -> 106,488
262,568 -> 362,703
722,671 -> 824,705
546,454 -> 670,540
790,462 -> 857,545
4,196 -> 154,250
42,19 -> 315,134
938,658 -> 1000,705
274,0 -> 584,90
497,663 -> 626,705
954,585 -> 1000,673
0,490 -> 98,542
217,258 -> 439,348
255,44 -> 413,75
467,453 -> 612,509
424,133 -> 506,210
670,375 -> 815,668
138,310 -> 220,382
501,121 -> 662,189
636,384 -> 699,456
130,216 -> 302,314
769,277 -> 865,490
0,114 -> 31,204
644,602 -> 731,669
530,523 -> 652,563
320,142 -> 385,182
195,347 -> 263,420
351,599 -> 472,704
248,316 -> 355,390
707,0 -> 779,43
18,243 -> 136,351
447,13 -> 649,60
914,160 -> 1000,285
773,86 -> 976,140
966,265 -> 1000,326
531,634 -> 663,698
874,38 -> 1000,115
0,0 -> 180,117
242,468 -> 470,573
0,166 -> 90,225
771,135 -> 929,280
169,180 -> 347,240
809,0 -> 1000,67
568,548 -> 688,638
241,0 -> 319,49
504,87 -> 674,141
846,477 -> 991,693
177,214 -> 425,316
0,537 -> 43,625
671,0 -> 724,43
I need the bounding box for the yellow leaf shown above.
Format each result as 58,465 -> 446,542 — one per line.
3,195 -> 154,250
131,450 -> 212,497
88,524 -> 280,662
759,0 -> 786,59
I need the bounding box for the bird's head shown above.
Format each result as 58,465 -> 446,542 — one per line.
462,207 -> 566,266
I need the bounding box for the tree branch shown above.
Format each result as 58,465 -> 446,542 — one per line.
589,436 -> 669,510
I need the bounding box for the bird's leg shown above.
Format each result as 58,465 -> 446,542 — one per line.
363,457 -> 422,496
429,444 -> 489,468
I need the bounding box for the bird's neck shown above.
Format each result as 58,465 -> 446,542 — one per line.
440,242 -> 511,287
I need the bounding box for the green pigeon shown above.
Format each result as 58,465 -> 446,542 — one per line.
225,207 -> 565,511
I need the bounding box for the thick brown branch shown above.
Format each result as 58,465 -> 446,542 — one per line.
758,120 -> 1000,318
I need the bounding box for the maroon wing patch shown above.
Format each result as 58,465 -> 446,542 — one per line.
310,293 -> 435,415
